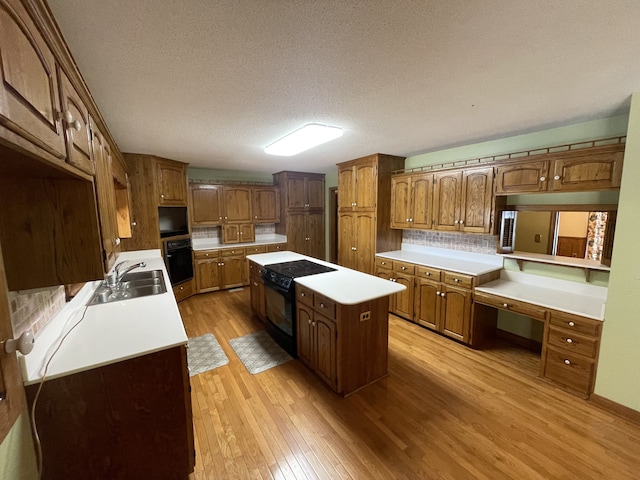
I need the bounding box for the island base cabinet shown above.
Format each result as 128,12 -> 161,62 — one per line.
25,346 -> 195,479
296,285 -> 389,396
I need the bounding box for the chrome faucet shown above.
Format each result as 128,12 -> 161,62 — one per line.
106,261 -> 146,287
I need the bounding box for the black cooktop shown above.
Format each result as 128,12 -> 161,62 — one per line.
264,259 -> 337,278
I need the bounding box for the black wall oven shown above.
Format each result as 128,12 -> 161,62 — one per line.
164,238 -> 193,286
262,260 -> 337,357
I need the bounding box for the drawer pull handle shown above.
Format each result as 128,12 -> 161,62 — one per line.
503,303 -> 509,308
401,266 -> 407,270
454,278 -> 460,283
381,261 -> 386,265
566,338 -> 573,344
568,321 -> 575,327
564,359 -> 571,365
301,292 -> 305,297
425,272 -> 431,276
320,303 -> 325,308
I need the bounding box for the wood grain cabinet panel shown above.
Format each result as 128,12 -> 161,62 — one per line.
495,161 -> 549,194
391,173 -> 434,229
337,154 -> 404,274
249,261 -> 266,321
549,150 -> 623,192
190,184 -> 222,225
433,170 -> 462,231
222,186 -> 252,222
251,186 -> 280,223
0,0 -> 66,161
156,159 -> 187,205
59,69 -> 93,175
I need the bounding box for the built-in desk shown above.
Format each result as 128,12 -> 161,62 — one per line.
474,270 -> 607,398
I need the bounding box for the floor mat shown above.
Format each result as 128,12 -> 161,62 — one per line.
229,330 -> 293,374
187,333 -> 229,376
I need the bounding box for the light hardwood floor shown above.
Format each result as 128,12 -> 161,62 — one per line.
180,288 -> 640,480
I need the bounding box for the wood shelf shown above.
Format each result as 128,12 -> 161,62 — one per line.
502,252 -> 610,282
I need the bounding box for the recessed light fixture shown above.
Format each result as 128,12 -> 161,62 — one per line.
264,123 -> 343,156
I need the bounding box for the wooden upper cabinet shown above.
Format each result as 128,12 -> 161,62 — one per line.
251,186 -> 280,223
433,170 -> 462,231
459,167 -> 494,233
222,186 -> 252,223
59,69 -> 93,175
0,0 -> 66,161
281,173 -> 324,210
190,184 -> 222,225
338,160 -> 377,211
391,173 -> 434,229
156,159 -> 187,205
549,149 -> 623,192
495,160 -> 549,194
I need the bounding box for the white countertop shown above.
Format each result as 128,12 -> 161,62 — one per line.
246,251 -> 406,305
475,270 -> 608,320
20,250 -> 188,386
377,244 -> 503,276
192,234 -> 287,251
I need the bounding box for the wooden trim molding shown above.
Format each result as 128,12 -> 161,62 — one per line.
589,394 -> 640,426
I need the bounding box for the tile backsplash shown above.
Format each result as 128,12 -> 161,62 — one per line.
9,286 -> 66,337
403,230 -> 498,255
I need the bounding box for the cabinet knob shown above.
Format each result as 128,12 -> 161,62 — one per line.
205,253 -> 209,257
391,278 -> 396,282
459,220 -> 464,225
320,303 -> 325,308
312,321 -> 316,327
180,286 -> 184,290
566,338 -> 573,344
568,321 -> 575,327
554,175 -> 561,180
425,272 -> 431,276
564,359 -> 571,365
454,278 -> 460,283
454,220 -> 459,224
308,319 -> 311,325
63,110 -> 74,124
503,303 -> 509,308
160,194 -> 165,198
220,262 -> 225,266
405,218 -> 409,222
409,218 -> 413,222
540,176 -> 546,181
301,292 -> 305,297
440,292 -> 446,297
254,215 -> 258,218
436,291 -> 441,295
401,266 -> 406,270
253,282 -> 257,286
73,119 -> 82,131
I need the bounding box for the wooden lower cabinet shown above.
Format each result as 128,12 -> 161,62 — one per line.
173,278 -> 194,302
376,257 -> 499,346
295,284 -> 389,395
194,248 -> 246,293
249,261 -> 266,321
25,346 -> 194,479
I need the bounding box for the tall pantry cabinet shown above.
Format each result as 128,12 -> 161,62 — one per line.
273,171 -> 326,259
337,154 -> 405,274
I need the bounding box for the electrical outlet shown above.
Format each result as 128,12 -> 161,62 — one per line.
360,311 -> 371,321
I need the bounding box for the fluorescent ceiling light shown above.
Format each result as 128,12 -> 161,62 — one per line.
265,123 -> 343,156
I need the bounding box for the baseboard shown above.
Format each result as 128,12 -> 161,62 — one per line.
496,328 -> 542,353
589,394 -> 640,426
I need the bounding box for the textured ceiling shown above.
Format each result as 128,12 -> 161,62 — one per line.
48,0 -> 640,173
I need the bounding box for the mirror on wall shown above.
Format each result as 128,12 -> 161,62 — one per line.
498,205 -> 617,266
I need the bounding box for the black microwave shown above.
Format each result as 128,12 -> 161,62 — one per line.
158,206 -> 189,238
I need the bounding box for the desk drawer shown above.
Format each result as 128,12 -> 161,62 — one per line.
547,326 -> 598,358
549,311 -> 601,337
474,291 -> 547,321
544,346 -> 594,394
443,271 -> 473,289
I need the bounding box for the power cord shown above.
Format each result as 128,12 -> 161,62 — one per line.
30,304 -> 89,480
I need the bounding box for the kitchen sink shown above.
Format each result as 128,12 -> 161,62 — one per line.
88,269 -> 167,305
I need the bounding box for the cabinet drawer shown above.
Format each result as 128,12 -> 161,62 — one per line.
296,285 -> 314,306
547,326 -> 598,358
443,271 -> 473,289
314,293 -> 336,318
267,243 -> 287,252
393,261 -> 415,275
416,266 -> 442,281
173,280 -> 193,302
193,250 -> 218,259
473,291 -> 547,321
548,311 -> 601,337
544,346 -> 594,394
375,257 -> 393,270
220,248 -> 245,257
245,245 -> 267,254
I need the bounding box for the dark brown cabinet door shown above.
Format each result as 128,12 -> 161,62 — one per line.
296,304 -> 314,368
353,212 -> 375,274
314,313 -> 337,388
157,161 -> 187,205
251,186 -> 279,223
287,212 -> 307,255
306,177 -> 325,209
414,278 -> 441,331
441,284 -> 471,342
338,212 -> 355,268
190,185 -> 222,225
249,274 -> 266,321
0,0 -> 66,160
286,176 -> 306,209
59,70 -> 93,175
338,167 -> 355,211
460,167 -> 494,233
433,170 -> 462,231
305,211 -> 325,259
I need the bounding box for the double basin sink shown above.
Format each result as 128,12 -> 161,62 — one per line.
88,270 -> 167,305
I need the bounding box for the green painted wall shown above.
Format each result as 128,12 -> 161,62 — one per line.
0,409 -> 38,480
596,92 -> 640,411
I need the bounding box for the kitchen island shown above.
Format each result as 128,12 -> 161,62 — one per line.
246,251 -> 405,396
20,250 -> 194,479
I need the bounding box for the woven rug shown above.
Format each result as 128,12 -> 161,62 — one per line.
187,333 -> 229,376
229,330 -> 293,374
